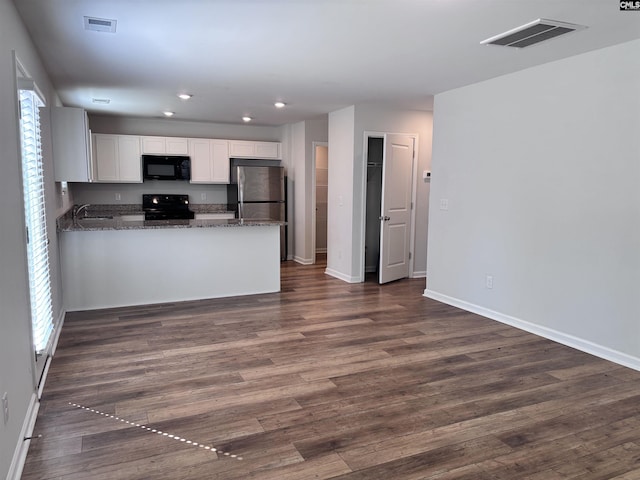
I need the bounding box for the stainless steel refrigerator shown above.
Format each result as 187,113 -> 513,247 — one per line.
227,164 -> 286,260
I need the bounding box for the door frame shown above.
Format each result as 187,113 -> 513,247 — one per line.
311,141 -> 328,264
360,131 -> 419,282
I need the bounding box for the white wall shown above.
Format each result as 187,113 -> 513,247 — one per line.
285,116 -> 328,264
326,106 -> 357,281
279,123 -> 294,259
0,0 -> 63,476
71,181 -> 227,206
426,39 -> 640,369
290,120 -> 307,263
326,104 -> 433,282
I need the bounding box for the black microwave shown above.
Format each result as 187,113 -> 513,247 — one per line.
142,155 -> 191,181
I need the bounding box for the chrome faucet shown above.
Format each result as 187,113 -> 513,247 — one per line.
72,204 -> 90,219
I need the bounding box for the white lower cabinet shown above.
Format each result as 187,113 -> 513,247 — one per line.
92,134 -> 142,183
60,226 -> 281,311
189,138 -> 230,183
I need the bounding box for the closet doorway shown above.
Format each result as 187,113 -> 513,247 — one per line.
365,137 -> 384,278
363,133 -> 417,283
312,142 -> 328,264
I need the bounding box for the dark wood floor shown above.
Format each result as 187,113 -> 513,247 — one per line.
22,259 -> 640,479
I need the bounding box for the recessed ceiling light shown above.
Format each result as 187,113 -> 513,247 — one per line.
163,111 -> 175,117
242,116 -> 252,122
92,98 -> 110,104
177,93 -> 192,100
274,102 -> 286,108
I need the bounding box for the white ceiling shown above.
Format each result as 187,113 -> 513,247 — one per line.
13,0 -> 640,126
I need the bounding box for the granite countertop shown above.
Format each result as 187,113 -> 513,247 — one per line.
57,204 -> 284,232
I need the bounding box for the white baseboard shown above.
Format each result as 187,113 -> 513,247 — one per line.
315,248 -> 327,254
423,289 -> 640,372
293,256 -> 314,265
325,268 -> 361,283
51,307 -> 65,356
7,393 -> 39,480
9,308 -> 66,479
412,270 -> 427,278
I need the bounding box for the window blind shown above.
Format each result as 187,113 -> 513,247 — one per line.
19,87 -> 54,354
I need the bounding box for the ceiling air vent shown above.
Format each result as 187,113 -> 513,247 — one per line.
84,16 -> 117,33
481,19 -> 586,48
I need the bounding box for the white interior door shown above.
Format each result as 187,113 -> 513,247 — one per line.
379,134 -> 414,284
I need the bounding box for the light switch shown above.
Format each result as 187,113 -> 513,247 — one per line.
422,170 -> 431,181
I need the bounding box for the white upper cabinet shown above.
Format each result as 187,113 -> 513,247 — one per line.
228,140 -> 281,159
189,138 -> 230,184
93,134 -> 142,183
166,137 -> 189,154
141,136 -> 188,155
47,106 -> 94,182
254,142 -> 281,159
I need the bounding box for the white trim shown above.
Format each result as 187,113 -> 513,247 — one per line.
423,289 -> 640,372
325,268 -> 361,283
311,143 -> 317,264
51,308 -> 65,357
293,256 -> 314,265
412,270 -> 427,278
7,393 -> 39,480
37,356 -> 52,399
408,137 -> 419,279
315,248 -> 327,254
8,308 -> 65,479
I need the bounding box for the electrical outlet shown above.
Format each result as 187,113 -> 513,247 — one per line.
115,193 -> 121,201
200,193 -> 207,201
486,275 -> 493,289
439,199 -> 449,210
2,392 -> 8,425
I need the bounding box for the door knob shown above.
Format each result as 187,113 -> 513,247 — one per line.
379,216 -> 390,221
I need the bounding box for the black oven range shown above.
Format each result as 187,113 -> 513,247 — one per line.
142,194 -> 195,220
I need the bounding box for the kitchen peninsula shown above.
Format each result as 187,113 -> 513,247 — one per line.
58,211 -> 282,311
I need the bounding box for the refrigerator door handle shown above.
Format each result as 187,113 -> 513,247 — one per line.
238,167 -> 245,220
